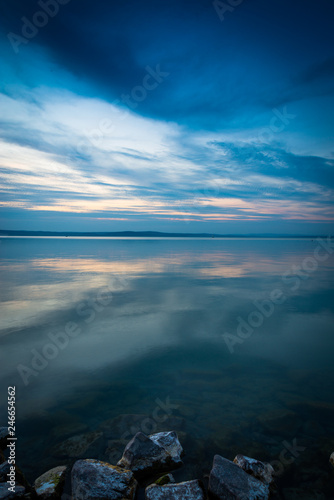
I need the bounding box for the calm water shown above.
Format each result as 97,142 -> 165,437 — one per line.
1,237 -> 334,498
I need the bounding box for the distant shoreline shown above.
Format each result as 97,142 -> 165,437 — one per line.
0,230 -> 320,239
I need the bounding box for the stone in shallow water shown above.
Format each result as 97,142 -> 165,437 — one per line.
71,459 -> 137,500
34,465 -> 67,499
233,454 -> 274,485
117,432 -> 183,479
145,479 -> 205,500
99,414 -> 148,440
52,431 -> 103,458
0,483 -> 26,499
51,421 -> 89,439
105,439 -> 129,464
209,455 -> 270,500
0,429 -> 8,451
149,431 -> 183,463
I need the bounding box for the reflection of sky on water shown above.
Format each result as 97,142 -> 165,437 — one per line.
0,237 -> 334,419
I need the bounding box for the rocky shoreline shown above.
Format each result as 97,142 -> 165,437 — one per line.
1,426 -> 334,499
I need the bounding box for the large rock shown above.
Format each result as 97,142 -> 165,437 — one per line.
34,465 -> 67,499
0,483 -> 26,499
146,479 -> 205,499
117,432 -> 183,479
208,455 -> 270,500
233,455 -> 274,485
71,459 -> 137,500
0,430 -> 8,451
330,452 -> 334,468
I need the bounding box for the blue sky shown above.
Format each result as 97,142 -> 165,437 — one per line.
0,0 -> 333,234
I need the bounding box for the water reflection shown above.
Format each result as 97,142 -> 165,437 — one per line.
0,238 -> 333,496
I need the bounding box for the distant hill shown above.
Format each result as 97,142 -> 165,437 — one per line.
0,230 -> 317,238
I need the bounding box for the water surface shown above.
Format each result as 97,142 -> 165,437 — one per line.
1,237 -> 334,498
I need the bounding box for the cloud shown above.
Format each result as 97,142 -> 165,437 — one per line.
0,87 -> 333,225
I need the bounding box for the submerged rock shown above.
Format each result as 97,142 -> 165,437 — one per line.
117,431 -> 183,479
71,459 -> 137,500
330,452 -> 334,468
208,455 -> 270,500
0,483 -> 26,499
258,409 -> 302,436
0,429 -> 8,451
233,454 -> 274,485
145,479 -> 205,499
52,431 -> 103,458
105,438 -> 129,464
34,465 -> 67,499
99,414 -> 148,440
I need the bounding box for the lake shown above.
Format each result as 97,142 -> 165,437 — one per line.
0,237 -> 334,498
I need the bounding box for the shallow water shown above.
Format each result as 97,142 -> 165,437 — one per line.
1,237 -> 334,498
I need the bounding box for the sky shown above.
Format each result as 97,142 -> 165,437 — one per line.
0,0 -> 333,234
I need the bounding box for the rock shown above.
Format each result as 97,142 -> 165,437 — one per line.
330,452 -> 334,468
51,421 -> 89,439
71,459 -> 137,500
154,474 -> 175,486
34,465 -> 67,499
208,455 -> 270,500
105,439 -> 129,464
52,431 -> 103,458
0,462 -> 30,493
117,432 -> 183,479
233,455 -> 275,485
0,430 -> 8,450
0,483 -> 26,499
99,414 -> 185,440
145,479 -> 205,499
0,462 -> 11,483
99,414 -> 148,440
149,432 -> 183,462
